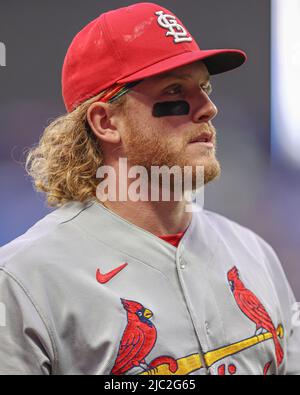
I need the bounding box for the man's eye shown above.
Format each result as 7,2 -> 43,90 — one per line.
165,85 -> 182,95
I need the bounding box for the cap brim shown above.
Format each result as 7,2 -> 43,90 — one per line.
118,49 -> 246,84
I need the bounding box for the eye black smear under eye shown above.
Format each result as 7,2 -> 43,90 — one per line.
152,101 -> 190,117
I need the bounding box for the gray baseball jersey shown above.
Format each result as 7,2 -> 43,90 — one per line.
0,200 -> 299,375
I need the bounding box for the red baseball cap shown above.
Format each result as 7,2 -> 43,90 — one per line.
62,2 -> 247,112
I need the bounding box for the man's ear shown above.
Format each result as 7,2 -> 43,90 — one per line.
86,102 -> 121,144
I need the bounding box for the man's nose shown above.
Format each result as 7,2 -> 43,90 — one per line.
192,92 -> 218,124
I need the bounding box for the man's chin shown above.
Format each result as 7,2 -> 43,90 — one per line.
184,156 -> 221,186
203,161 -> 221,185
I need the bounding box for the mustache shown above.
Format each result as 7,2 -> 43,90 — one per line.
185,123 -> 216,143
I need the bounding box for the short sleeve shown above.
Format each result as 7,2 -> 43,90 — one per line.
0,268 -> 54,375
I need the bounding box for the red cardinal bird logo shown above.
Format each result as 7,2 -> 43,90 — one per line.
227,266 -> 284,367
111,299 -> 157,375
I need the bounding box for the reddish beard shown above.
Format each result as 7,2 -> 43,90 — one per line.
121,118 -> 221,189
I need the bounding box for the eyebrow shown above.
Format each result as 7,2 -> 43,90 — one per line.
154,72 -> 210,84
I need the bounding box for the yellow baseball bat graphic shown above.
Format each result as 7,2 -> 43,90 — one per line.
140,324 -> 284,375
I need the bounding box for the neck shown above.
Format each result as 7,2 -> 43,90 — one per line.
97,157 -> 194,235
101,198 -> 192,236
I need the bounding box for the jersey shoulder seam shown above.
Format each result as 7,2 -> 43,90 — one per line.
58,200 -> 94,225
0,201 -> 94,269
203,209 -> 262,238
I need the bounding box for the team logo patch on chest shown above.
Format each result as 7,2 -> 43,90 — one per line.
227,266 -> 284,368
111,299 -> 178,375
109,267 -> 285,375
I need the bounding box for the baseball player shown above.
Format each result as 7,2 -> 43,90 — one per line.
0,2 -> 299,375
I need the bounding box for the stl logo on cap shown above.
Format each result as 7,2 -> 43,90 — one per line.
62,3 -> 246,113
155,10 -> 193,44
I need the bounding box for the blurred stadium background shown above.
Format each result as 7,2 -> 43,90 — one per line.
0,0 -> 299,299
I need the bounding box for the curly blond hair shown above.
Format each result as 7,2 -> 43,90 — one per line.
25,92 -> 125,207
